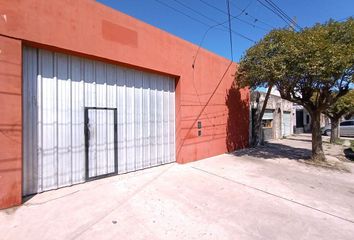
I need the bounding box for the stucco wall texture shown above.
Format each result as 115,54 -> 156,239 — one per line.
0,35 -> 22,208
0,0 -> 249,208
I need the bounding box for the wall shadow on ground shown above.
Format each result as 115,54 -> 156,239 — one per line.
233,142 -> 312,160
225,83 -> 249,152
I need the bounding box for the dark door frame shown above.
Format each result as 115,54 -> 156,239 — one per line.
84,107 -> 118,181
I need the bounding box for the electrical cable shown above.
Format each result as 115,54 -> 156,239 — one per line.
226,0 -> 234,61
266,0 -> 301,28
153,0 -> 256,43
230,0 -> 276,29
230,0 -> 275,30
198,0 -> 269,31
264,0 -> 295,24
189,1 -> 242,125
186,0 -> 238,139
264,0 -> 302,30
255,0 -> 301,31
170,0 -> 258,41
171,0 -> 223,25
192,1 -> 254,67
255,0 -> 294,29
153,0 -> 209,27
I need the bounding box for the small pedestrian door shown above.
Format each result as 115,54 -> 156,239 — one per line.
85,108 -> 117,180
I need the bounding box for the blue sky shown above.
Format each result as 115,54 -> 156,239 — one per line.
98,0 -> 353,62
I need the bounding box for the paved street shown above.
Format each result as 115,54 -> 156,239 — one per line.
1,135 -> 354,240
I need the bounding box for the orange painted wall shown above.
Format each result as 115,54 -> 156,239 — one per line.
0,0 -> 249,208
0,35 -> 22,209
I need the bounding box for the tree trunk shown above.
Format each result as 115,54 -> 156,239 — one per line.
252,85 -> 273,146
252,110 -> 262,146
329,117 -> 339,144
311,111 -> 326,161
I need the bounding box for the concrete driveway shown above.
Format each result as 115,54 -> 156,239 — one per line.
1,136 -> 354,240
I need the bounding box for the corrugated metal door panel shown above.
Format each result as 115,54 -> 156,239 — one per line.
163,77 -> 169,164
134,70 -> 143,171
87,109 -> 97,177
57,53 -> 72,187
23,46 -> 176,196
106,65 -> 117,174
95,63 -> 108,176
117,68 -> 127,174
149,76 -> 158,167
84,59 -> 95,107
142,74 -> 150,168
156,77 -> 164,165
283,112 -> 291,136
169,77 -> 176,162
71,56 -> 85,184
23,46 -> 38,196
41,49 -> 58,191
36,50 -> 43,192
126,69 -> 135,172
97,109 -> 108,176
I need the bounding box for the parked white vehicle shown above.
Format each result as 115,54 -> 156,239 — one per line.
340,120 -> 354,137
321,120 -> 354,137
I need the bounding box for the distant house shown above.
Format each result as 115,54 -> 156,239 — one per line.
292,104 -> 329,133
250,91 -> 293,142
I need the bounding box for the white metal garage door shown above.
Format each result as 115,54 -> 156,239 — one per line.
23,47 -> 175,196
282,111 -> 291,137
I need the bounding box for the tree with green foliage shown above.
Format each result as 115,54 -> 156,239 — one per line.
324,90 -> 354,143
237,18 -> 354,161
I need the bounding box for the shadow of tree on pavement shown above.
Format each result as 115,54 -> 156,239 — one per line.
232,142 -> 312,160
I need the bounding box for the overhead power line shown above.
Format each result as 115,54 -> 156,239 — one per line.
264,0 -> 302,30
255,0 -> 293,28
255,0 -> 302,31
230,0 -> 276,29
257,0 -> 291,27
171,0 -> 226,25
153,0 -> 210,27
170,0 -> 260,39
226,0 -> 234,61
153,0 -> 255,43
198,0 -> 270,31
192,3 -> 254,67
264,0 -> 294,24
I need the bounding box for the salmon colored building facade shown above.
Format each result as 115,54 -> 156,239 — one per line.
0,0 -> 249,209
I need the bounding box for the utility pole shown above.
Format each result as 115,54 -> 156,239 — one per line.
290,16 -> 297,31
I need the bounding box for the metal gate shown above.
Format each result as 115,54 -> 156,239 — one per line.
23,46 -> 176,195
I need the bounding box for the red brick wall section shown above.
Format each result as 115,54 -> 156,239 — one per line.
0,35 -> 22,209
